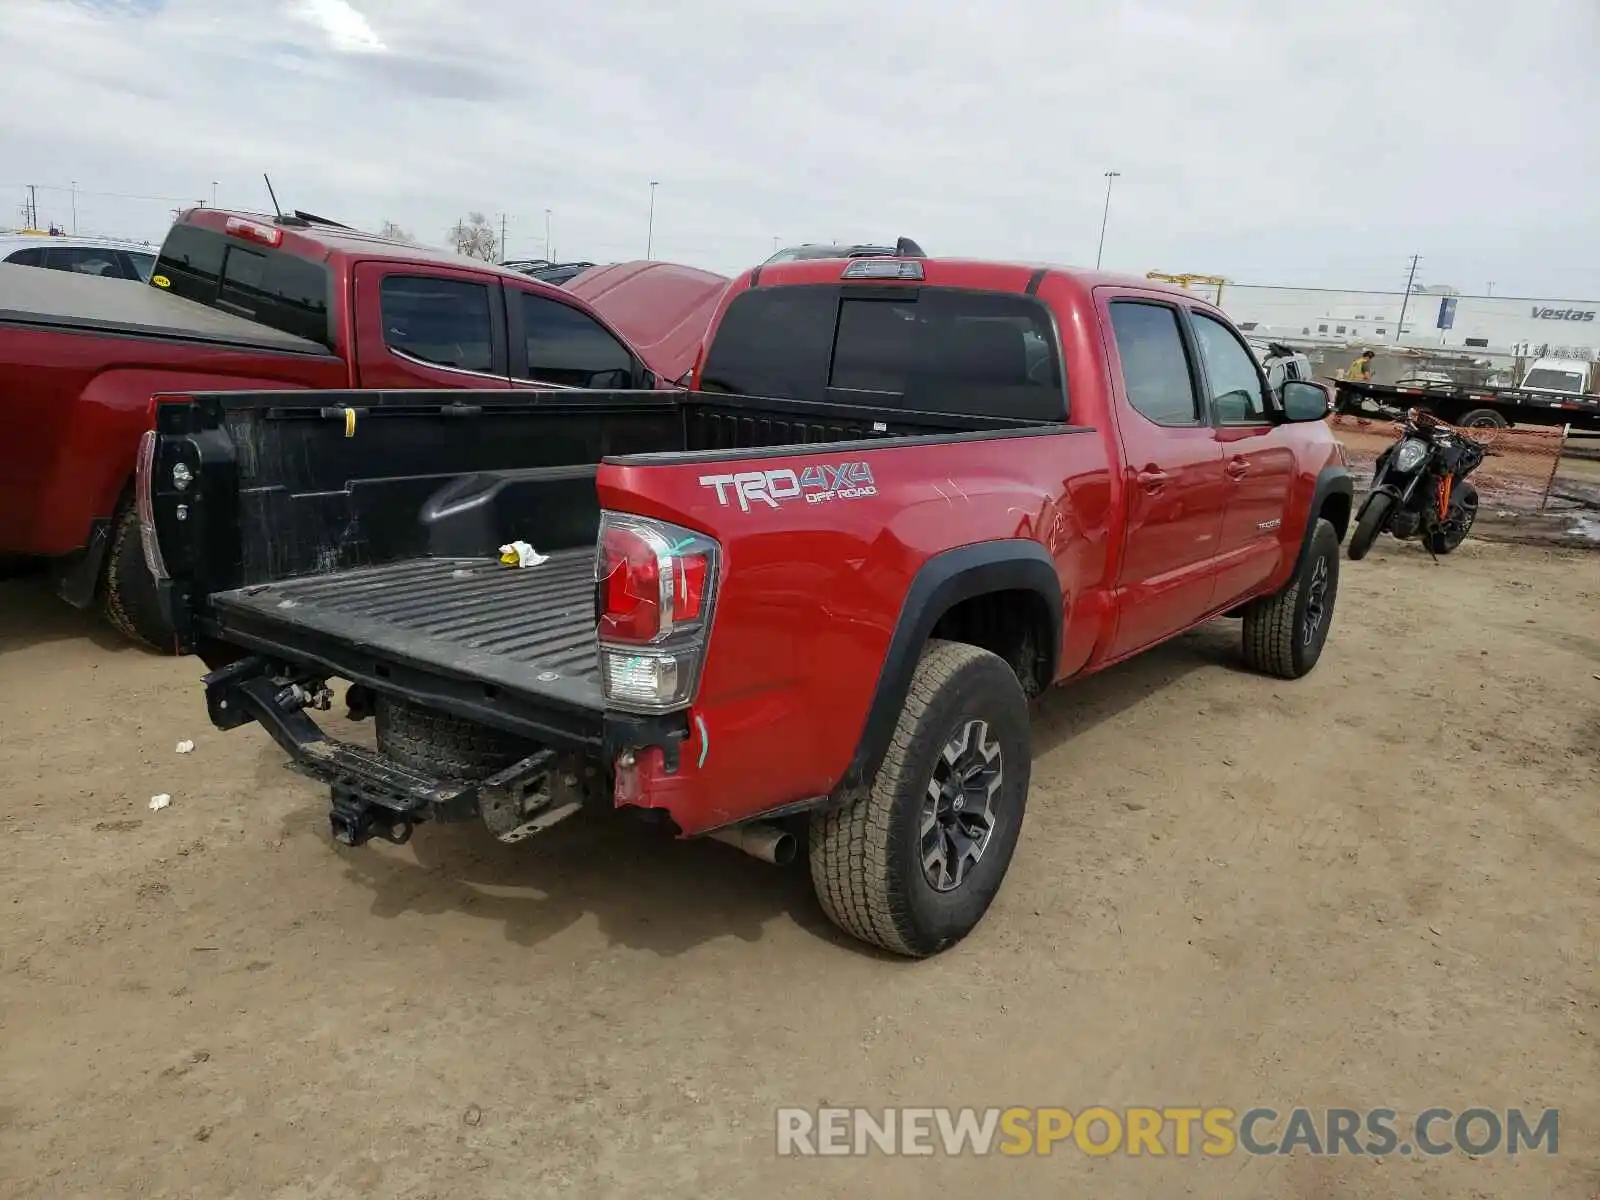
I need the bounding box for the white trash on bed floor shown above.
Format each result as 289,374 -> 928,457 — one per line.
498,541 -> 549,569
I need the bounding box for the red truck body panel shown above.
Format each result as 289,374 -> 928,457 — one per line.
564,260 -> 731,385
598,257 -> 1344,832
0,329 -> 345,555
0,209 -> 669,563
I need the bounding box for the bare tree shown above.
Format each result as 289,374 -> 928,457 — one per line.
377,220 -> 416,244
448,212 -> 498,261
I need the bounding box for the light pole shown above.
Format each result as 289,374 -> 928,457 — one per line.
646,180 -> 659,260
1486,281 -> 1495,296
545,208 -> 552,259
211,180 -> 218,208
1095,171 -> 1121,269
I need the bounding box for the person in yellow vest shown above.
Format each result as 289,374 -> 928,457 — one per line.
1346,349 -> 1376,383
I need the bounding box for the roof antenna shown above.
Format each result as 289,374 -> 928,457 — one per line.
263,173 -> 285,222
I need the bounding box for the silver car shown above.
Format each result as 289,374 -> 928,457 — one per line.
0,234 -> 158,282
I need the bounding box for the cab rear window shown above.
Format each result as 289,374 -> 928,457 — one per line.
154,223 -> 333,348
700,284 -> 1067,421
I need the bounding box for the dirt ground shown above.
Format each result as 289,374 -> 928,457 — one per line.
2,538 -> 1597,1199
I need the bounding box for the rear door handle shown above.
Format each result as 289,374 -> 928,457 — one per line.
1225,457 -> 1250,479
1136,467 -> 1170,492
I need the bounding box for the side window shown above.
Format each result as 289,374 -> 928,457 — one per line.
45,246 -> 123,277
4,247 -> 45,266
1107,301 -> 1201,426
379,276 -> 494,373
519,292 -> 634,388
1191,312 -> 1268,423
124,250 -> 156,282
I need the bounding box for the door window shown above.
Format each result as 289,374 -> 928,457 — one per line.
379,275 -> 494,373
4,247 -> 44,266
517,292 -> 635,388
1191,312 -> 1268,423
124,250 -> 156,282
44,246 -> 125,277
1107,301 -> 1201,426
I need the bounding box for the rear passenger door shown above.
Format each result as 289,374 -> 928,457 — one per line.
1186,309 -> 1297,608
351,263 -> 510,390
506,286 -> 643,390
1100,294 -> 1228,659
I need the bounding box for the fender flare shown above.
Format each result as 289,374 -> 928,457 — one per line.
841,539 -> 1063,793
1296,465 -> 1354,575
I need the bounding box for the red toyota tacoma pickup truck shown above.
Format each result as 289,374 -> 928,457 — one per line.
0,208 -> 670,647
143,254 -> 1351,957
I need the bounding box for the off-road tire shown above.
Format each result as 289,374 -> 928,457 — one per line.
808,640 -> 1031,958
1457,408 -> 1508,429
1241,517 -> 1339,681
101,506 -> 176,652
374,697 -> 532,781
1347,493 -> 1394,561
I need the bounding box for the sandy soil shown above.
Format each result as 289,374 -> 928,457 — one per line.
2,539 -> 1596,1199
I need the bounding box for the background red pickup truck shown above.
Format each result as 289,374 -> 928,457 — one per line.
148,253 -> 1351,958
0,208 -> 676,647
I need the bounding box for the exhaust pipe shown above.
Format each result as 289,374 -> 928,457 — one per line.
709,820 -> 797,865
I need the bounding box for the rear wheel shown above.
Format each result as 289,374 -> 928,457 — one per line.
101,506 -> 175,652
1425,481 -> 1478,555
1347,492 -> 1394,561
374,697 -> 532,781
809,640 -> 1031,958
1457,408 -> 1508,429
1241,518 -> 1339,680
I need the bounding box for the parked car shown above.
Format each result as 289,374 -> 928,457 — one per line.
563,260 -> 732,385
1,233 -> 158,282
762,237 -> 926,265
501,259 -> 598,286
143,252 -> 1350,957
0,208 -> 681,649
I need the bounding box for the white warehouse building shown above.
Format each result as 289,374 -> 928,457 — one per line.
1213,285 -> 1600,360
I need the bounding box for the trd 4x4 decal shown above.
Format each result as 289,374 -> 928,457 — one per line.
699,462 -> 877,512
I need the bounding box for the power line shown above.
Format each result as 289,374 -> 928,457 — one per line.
2,180 -> 205,205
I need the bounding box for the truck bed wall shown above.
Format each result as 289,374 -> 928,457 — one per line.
192,390 -> 1004,591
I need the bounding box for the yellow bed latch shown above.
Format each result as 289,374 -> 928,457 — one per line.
343,407 -> 357,438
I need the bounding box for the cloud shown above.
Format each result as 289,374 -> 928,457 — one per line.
289,0 -> 385,54
2,0 -> 1597,297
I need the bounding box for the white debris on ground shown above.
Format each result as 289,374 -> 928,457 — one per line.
175,740 -> 195,754
148,794 -> 172,812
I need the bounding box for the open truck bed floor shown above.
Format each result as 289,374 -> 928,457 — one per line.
209,548 -> 602,717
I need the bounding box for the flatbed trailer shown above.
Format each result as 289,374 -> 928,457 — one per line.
1334,379 -> 1600,432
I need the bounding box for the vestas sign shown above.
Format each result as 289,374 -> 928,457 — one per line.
1531,306 -> 1596,322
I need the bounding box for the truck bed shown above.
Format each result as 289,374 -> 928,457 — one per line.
0,263 -> 333,356
209,548 -> 602,712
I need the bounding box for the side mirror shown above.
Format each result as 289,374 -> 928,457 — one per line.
1281,379 -> 1332,422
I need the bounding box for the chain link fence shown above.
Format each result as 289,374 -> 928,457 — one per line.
1327,414 -> 1569,512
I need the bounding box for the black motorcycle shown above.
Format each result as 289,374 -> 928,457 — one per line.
1347,406 -> 1488,561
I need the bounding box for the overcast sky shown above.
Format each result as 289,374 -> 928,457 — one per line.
2,0 -> 1597,297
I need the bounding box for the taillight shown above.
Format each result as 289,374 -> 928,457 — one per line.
224,216 -> 284,248
595,513 -> 718,712
134,429 -> 168,581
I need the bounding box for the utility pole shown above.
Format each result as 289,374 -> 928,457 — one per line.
545,208 -> 552,259
1395,253 -> 1421,343
1486,281 -> 1495,296
1095,171 -> 1120,269
70,181 -> 78,233
499,212 -> 507,262
27,184 -> 38,229
646,180 -> 659,260
772,236 -> 780,253
211,181 -> 218,208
